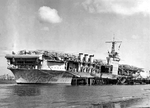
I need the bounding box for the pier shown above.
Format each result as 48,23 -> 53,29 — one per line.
71,76 -> 150,86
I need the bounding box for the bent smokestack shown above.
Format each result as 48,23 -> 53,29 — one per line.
89,55 -> 94,63
84,54 -> 88,62
79,53 -> 84,62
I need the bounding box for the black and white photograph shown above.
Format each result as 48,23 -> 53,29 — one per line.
0,0 -> 150,107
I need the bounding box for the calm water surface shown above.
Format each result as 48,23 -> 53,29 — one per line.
0,84 -> 150,108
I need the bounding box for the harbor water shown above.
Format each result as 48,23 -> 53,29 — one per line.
0,84 -> 150,108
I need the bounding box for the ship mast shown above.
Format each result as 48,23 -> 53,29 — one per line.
106,37 -> 122,63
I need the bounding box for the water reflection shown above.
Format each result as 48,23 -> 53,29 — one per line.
14,84 -> 41,96
62,86 -> 149,108
0,84 -> 150,108
90,98 -> 142,108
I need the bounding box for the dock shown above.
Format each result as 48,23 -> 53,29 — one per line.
71,76 -> 150,86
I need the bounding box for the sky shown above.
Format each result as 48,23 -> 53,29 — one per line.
0,0 -> 150,75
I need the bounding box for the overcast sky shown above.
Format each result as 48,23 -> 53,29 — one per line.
0,0 -> 150,75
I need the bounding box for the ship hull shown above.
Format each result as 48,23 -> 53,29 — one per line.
9,69 -> 73,84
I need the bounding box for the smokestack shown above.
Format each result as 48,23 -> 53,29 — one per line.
84,54 -> 88,62
79,53 -> 84,62
89,55 -> 94,63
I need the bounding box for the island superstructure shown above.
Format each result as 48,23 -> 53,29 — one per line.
106,37 -> 122,75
